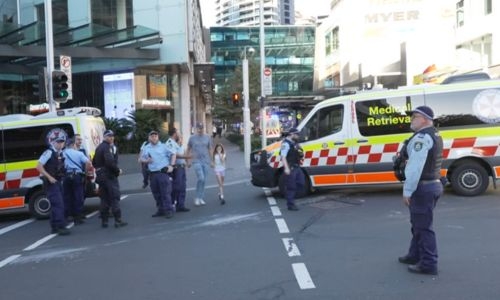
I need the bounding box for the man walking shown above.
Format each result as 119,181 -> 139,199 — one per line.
37,136 -> 70,235
280,128 -> 305,211
398,106 -> 443,275
140,130 -> 176,218
187,122 -> 213,206
93,130 -> 127,228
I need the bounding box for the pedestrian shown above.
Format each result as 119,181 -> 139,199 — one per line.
93,130 -> 128,228
398,106 -> 443,275
213,143 -> 226,205
36,135 -> 70,235
140,130 -> 176,218
138,137 -> 151,189
212,125 -> 217,138
280,127 -> 304,211
74,133 -> 87,157
165,128 -> 191,212
187,122 -> 214,206
63,138 -> 92,224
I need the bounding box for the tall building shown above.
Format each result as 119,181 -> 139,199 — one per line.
215,0 -> 295,26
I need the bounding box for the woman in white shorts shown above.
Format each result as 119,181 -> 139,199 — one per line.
213,143 -> 226,205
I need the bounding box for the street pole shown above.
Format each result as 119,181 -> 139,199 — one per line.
259,0 -> 266,148
242,51 -> 251,169
44,0 -> 55,112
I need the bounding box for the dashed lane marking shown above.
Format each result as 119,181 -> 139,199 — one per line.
270,206 -> 282,217
282,238 -> 301,257
275,218 -> 290,234
0,219 -> 35,236
292,263 -> 316,290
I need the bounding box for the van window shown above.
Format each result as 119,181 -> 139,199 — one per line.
356,96 -> 423,136
302,104 -> 343,141
4,124 -> 74,163
427,89 -> 500,129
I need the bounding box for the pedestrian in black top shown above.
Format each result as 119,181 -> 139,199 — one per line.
93,130 -> 127,228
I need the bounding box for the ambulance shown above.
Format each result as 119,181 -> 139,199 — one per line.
250,78 -> 500,197
0,107 -> 105,218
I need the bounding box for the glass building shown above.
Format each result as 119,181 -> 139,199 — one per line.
210,26 -> 315,97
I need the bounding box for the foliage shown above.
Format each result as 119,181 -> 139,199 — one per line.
225,132 -> 262,152
102,109 -> 164,153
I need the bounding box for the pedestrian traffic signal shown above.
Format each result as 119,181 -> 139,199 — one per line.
232,93 -> 240,107
52,70 -> 69,103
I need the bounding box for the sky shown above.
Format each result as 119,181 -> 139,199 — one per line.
200,0 -> 331,27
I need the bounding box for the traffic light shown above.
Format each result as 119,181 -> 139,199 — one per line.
52,70 -> 69,103
32,70 -> 46,101
232,92 -> 240,107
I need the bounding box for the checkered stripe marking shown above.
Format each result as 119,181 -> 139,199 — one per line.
267,137 -> 500,168
0,168 -> 40,190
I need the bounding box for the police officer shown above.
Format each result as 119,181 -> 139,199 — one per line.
93,130 -> 127,228
63,138 -> 92,224
165,128 -> 190,212
36,136 -> 70,235
280,127 -> 305,211
398,106 -> 443,275
140,130 -> 176,218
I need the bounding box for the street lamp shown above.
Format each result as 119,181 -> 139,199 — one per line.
242,46 -> 255,169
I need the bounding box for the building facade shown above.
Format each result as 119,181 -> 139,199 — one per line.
0,0 -> 213,140
215,0 -> 295,26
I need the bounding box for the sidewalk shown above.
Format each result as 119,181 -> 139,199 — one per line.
117,136 -> 250,194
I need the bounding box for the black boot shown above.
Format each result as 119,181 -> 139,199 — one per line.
113,210 -> 127,228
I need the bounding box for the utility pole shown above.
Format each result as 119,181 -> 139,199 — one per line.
44,0 -> 55,112
242,48 -> 251,169
259,0 -> 266,148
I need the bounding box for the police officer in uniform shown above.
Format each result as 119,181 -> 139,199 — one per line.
93,130 -> 127,228
280,128 -> 305,211
37,135 -> 70,235
398,106 -> 443,275
63,138 -> 92,224
165,128 -> 191,212
140,130 -> 176,218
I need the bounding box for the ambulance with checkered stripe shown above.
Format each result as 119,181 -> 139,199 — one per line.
0,107 -> 105,218
250,79 -> 500,197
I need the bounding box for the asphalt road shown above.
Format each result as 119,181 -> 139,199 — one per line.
1,179 -> 500,299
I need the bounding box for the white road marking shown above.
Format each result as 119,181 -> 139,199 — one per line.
292,263 -> 316,289
23,234 -> 57,251
86,211 -> 99,219
120,195 -> 128,200
0,219 -> 35,236
267,197 -> 277,206
282,238 -> 301,257
264,188 -> 272,196
0,254 -> 21,269
275,218 -> 290,234
270,206 -> 282,217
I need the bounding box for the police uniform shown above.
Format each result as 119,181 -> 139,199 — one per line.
38,137 -> 69,235
401,107 -> 443,275
141,135 -> 176,218
280,132 -> 305,210
166,137 -> 188,211
63,141 -> 90,223
93,130 -> 126,228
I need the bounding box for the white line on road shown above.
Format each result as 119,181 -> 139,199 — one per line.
267,197 -> 277,206
282,238 -> 301,257
292,263 -> 316,289
23,234 -> 57,251
0,254 -> 21,269
270,206 -> 282,217
263,188 -> 272,196
0,219 -> 35,236
275,218 -> 290,234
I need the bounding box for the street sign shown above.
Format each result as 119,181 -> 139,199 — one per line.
263,67 -> 272,96
60,55 -> 73,100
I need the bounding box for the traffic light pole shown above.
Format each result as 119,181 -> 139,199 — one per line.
44,0 -> 55,112
259,0 -> 267,148
242,53 -> 251,169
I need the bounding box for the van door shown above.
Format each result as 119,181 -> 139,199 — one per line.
299,103 -> 350,188
352,93 -> 425,184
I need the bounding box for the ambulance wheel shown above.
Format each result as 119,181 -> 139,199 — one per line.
29,190 -> 51,219
450,162 -> 489,197
278,171 -> 310,199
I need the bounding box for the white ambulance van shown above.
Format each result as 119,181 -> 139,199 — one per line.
251,79 -> 500,197
0,107 -> 105,218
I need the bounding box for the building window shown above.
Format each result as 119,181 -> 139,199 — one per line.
91,0 -> 133,29
485,0 -> 492,15
36,0 -> 69,26
456,0 -> 464,27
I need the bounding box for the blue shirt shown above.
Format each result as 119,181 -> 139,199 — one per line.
187,134 -> 212,164
63,148 -> 90,173
403,131 -> 434,197
165,138 -> 186,165
280,138 -> 292,157
39,147 -> 60,164
141,142 -> 175,172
